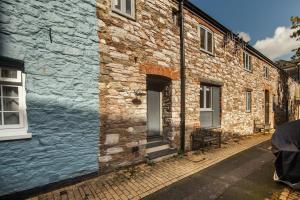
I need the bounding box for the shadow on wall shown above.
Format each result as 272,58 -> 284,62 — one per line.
0,97 -> 100,197
274,70 -> 290,126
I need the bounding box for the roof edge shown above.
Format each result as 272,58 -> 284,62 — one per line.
184,1 -> 282,71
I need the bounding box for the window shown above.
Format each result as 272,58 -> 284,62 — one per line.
243,52 -> 252,71
199,25 -> 214,54
112,0 -> 135,19
264,66 -> 269,79
200,84 -> 221,128
0,68 -> 29,141
172,10 -> 179,26
200,85 -> 212,110
245,91 -> 252,112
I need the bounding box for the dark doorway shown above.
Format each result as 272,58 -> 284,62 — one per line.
265,90 -> 270,124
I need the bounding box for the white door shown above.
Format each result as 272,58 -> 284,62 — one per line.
147,90 -> 161,137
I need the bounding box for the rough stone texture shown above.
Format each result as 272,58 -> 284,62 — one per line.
98,0 -> 299,170
0,0 -> 99,196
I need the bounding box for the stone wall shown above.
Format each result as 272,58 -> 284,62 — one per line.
98,0 -> 298,169
98,0 -> 181,171
0,0 -> 100,196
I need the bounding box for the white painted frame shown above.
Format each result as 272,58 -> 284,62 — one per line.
200,85 -> 213,111
0,69 -> 22,83
264,66 -> 269,79
245,91 -> 252,112
112,0 -> 136,20
0,73 -> 31,141
243,52 -> 252,72
198,25 -> 214,55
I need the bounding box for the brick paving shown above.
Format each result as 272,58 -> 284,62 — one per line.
266,187 -> 300,200
27,134 -> 273,200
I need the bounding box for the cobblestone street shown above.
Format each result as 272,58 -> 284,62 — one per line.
25,133 -> 291,200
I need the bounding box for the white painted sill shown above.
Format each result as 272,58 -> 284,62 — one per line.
0,132 -> 32,141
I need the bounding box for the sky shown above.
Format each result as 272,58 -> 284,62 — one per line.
190,0 -> 300,61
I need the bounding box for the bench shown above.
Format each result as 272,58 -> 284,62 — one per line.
191,128 -> 221,152
254,120 -> 271,133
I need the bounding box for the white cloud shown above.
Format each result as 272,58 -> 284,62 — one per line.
254,26 -> 300,60
238,32 -> 251,42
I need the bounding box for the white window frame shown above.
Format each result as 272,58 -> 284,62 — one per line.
0,72 -> 31,141
198,25 -> 214,55
112,0 -> 135,19
0,69 -> 22,83
200,85 -> 213,111
264,66 -> 269,79
243,52 -> 252,72
245,91 -> 252,113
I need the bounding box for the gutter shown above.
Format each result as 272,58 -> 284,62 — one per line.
179,0 -> 186,152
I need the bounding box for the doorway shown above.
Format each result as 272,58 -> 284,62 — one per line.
147,75 -> 171,138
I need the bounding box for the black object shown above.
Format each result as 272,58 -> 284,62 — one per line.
0,56 -> 24,72
272,120 -> 300,189
179,0 -> 186,153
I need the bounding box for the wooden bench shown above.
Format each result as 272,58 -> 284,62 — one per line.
191,128 -> 221,152
254,120 -> 271,133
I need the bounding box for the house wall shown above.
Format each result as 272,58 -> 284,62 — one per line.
0,0 -> 100,196
98,0 -> 296,171
98,0 -> 181,171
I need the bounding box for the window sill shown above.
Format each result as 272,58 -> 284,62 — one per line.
111,10 -> 136,22
200,109 -> 213,112
200,48 -> 215,57
244,69 -> 253,73
200,126 -> 221,130
0,132 -> 32,141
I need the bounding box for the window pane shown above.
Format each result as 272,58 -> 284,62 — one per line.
249,56 -> 252,70
1,69 -> 17,79
200,86 -> 204,108
200,28 -> 206,49
4,112 -> 19,125
207,32 -> 213,53
245,54 -> 249,69
126,0 -> 132,14
246,92 -> 251,111
3,86 -> 18,97
3,98 -> 19,111
206,87 -> 211,108
113,0 -> 121,10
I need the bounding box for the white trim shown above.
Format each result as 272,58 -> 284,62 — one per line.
198,25 -> 214,55
0,69 -> 22,83
200,85 -> 213,110
245,91 -> 252,112
243,52 -> 252,71
111,0 -> 135,20
0,73 -> 29,141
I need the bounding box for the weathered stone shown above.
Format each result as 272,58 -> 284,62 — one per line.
106,147 -> 123,155
105,134 -> 119,145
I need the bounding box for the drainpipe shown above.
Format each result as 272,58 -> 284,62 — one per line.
179,0 -> 186,153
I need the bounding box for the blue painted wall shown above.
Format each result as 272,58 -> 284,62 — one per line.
0,0 -> 100,196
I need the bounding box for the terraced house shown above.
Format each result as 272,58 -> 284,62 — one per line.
0,0 -> 299,198
98,0 -> 300,171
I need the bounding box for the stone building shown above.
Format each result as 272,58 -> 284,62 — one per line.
0,0 -> 100,197
98,0 -> 300,171
0,0 -> 299,197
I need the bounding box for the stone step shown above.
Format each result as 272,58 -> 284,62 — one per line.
146,141 -> 170,154
147,135 -> 163,143
146,148 -> 178,163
